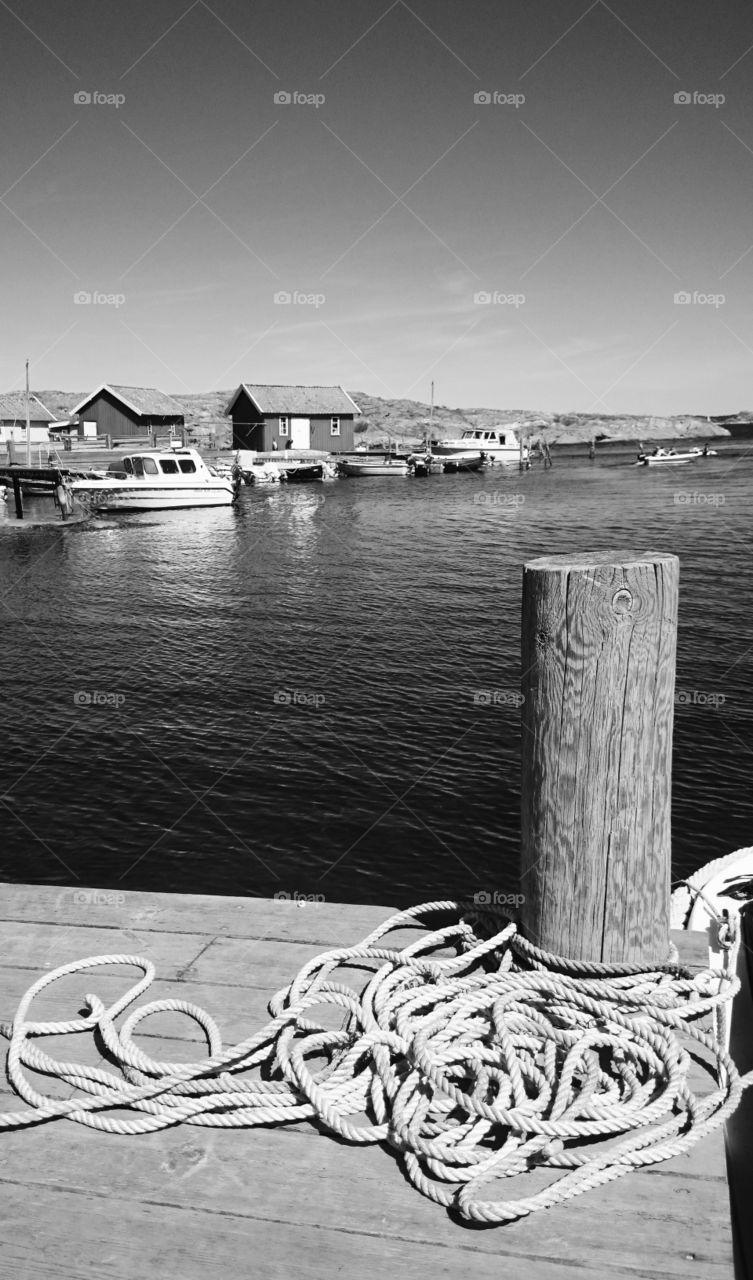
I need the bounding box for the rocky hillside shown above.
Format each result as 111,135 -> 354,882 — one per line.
348,393 -> 731,446
35,389 -> 735,448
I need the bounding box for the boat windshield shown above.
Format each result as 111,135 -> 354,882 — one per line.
131,457 -> 159,475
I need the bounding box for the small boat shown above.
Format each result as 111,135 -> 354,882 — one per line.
279,463 -> 324,483
636,446 -> 717,466
439,452 -> 485,473
241,462 -> 282,485
433,426 -> 527,463
68,447 -> 238,511
338,456 -> 411,477
407,453 -> 434,476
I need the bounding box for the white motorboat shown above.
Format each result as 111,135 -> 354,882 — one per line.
433,426 -> 527,463
636,446 -> 717,467
338,456 -> 411,477
69,447 -> 238,511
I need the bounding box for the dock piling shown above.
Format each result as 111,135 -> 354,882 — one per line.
11,473 -> 23,519
519,551 -> 679,965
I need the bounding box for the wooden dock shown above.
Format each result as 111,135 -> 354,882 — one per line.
0,883 -> 734,1280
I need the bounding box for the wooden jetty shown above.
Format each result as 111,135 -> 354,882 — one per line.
0,550 -> 739,1276
0,884 -> 735,1280
0,465 -> 75,520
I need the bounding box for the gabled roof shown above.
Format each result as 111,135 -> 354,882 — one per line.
0,392 -> 55,423
225,384 -> 361,417
71,385 -> 186,417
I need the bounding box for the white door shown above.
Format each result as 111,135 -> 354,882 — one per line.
290,417 -> 310,448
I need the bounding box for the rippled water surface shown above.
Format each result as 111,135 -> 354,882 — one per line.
2,447 -> 751,907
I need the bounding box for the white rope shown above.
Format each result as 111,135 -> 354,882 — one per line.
0,900 -> 750,1223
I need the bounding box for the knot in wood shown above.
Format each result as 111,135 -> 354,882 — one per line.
611,587 -> 633,615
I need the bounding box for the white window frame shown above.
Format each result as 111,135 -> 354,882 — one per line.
330,416 -> 341,436
279,416 -> 289,437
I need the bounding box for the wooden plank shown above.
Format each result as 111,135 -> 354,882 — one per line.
0,883 -> 397,944
0,920 -> 209,978
0,1130 -> 732,1279
1,1182 -> 680,1280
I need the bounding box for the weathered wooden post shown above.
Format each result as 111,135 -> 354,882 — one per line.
520,551 -> 679,965
11,472 -> 24,519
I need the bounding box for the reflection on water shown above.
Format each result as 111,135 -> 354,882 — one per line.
0,453 -> 751,908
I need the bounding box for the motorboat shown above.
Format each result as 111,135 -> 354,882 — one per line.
68,447 -> 238,510
433,426 -> 526,463
338,456 -> 411,477
407,452 -> 434,476
636,446 -> 717,466
280,463 -> 325,483
439,452 -> 485,473
241,462 -> 282,485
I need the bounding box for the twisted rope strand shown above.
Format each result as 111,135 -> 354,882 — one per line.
0,901 -> 750,1221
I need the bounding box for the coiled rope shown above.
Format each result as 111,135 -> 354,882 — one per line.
1,900 -> 750,1223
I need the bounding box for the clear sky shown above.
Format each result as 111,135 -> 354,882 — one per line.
1,0 -> 752,413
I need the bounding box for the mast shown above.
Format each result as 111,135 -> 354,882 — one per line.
25,358 -> 31,466
427,380 -> 434,451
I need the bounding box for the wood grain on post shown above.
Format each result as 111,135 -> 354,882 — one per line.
520,551 -> 679,965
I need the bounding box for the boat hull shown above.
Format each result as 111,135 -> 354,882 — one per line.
637,448 -> 716,466
69,484 -> 235,510
439,454 -> 484,472
281,464 -> 324,483
639,455 -> 696,466
338,460 -> 410,477
432,443 -> 521,461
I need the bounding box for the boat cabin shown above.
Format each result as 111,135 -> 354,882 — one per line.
105,447 -> 209,480
459,428 -> 518,445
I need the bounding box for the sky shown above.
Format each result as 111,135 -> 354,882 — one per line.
1,0 -> 753,414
